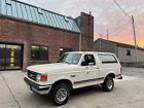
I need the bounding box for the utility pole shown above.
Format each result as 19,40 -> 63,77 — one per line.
99,34 -> 103,51
112,0 -> 139,63
106,28 -> 109,40
131,15 -> 138,63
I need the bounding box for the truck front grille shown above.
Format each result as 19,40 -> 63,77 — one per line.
27,70 -> 38,81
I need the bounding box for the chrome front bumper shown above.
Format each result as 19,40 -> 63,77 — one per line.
24,77 -> 52,95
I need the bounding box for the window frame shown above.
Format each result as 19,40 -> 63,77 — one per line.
81,54 -> 96,66
98,54 -> 118,64
126,49 -> 131,56
31,45 -> 48,61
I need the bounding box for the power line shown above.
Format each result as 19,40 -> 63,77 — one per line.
125,0 -> 144,15
96,0 -> 142,45
112,0 -> 139,63
96,20 -> 130,40
112,0 -> 131,18
95,18 -> 131,35
108,20 -> 131,35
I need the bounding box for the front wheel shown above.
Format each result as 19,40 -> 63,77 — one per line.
50,83 -> 70,106
102,77 -> 114,92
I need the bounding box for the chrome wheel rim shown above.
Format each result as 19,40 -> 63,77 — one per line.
107,79 -> 113,90
56,88 -> 68,103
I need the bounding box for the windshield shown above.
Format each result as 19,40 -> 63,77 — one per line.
58,53 -> 81,64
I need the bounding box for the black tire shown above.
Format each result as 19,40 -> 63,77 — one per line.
50,83 -> 70,106
102,77 -> 114,92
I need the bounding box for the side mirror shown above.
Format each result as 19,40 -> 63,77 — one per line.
81,61 -> 87,66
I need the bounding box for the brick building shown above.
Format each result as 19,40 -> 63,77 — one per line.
0,0 -> 94,70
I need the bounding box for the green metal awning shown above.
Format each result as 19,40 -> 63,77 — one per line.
0,0 -> 80,33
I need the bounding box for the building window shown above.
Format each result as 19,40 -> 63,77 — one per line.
31,45 -> 48,61
59,48 -> 73,57
126,50 -> 131,56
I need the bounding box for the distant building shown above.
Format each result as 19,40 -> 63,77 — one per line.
0,0 -> 94,70
94,38 -> 144,64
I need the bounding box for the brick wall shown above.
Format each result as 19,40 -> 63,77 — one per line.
80,12 -> 94,51
0,12 -> 94,70
0,17 -> 80,70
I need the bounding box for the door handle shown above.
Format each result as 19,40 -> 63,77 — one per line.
70,75 -> 76,78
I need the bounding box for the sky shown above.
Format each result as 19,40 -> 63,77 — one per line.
19,0 -> 144,47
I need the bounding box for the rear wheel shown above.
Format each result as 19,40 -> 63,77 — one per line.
50,83 -> 70,106
102,77 -> 114,91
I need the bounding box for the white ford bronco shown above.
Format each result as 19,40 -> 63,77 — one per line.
24,51 -> 122,106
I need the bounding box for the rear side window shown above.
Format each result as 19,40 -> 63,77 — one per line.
98,54 -> 118,64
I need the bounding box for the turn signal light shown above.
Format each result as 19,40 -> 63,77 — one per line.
40,75 -> 48,81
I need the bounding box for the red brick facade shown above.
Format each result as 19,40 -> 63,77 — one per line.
0,12 -> 94,70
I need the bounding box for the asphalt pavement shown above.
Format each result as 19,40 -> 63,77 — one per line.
0,67 -> 144,108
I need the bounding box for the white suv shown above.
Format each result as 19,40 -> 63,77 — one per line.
24,51 -> 122,106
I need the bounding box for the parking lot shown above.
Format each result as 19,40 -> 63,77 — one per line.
0,67 -> 144,108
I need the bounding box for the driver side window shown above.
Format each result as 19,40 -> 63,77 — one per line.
81,54 -> 96,66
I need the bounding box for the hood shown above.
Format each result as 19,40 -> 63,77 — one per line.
27,63 -> 77,74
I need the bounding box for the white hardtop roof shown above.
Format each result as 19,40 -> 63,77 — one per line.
66,51 -> 115,55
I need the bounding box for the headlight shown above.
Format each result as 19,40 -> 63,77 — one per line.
36,75 -> 41,81
36,74 -> 48,82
